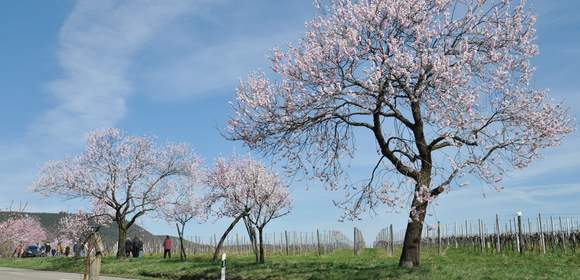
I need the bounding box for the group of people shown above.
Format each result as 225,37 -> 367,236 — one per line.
9,235 -> 174,259
12,241 -> 72,258
124,236 -> 144,258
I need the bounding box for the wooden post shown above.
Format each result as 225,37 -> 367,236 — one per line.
538,213 -> 546,255
517,212 -> 523,254
353,227 -> 358,256
559,216 -> 567,252
437,221 -> 442,255
236,233 -> 240,255
316,229 -> 321,256
284,230 -> 289,256
454,222 -> 458,249
495,214 -> 501,253
388,224 -> 394,257
479,219 -> 485,253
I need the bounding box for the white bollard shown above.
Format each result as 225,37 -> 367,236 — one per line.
221,253 -> 227,280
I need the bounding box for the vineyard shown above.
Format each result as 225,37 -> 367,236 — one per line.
109,229 -> 363,258
375,213 -> 580,256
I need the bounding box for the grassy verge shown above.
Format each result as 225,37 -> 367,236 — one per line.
0,248 -> 579,279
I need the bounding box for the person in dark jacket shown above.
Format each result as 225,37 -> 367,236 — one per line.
125,238 -> 133,257
45,243 -> 51,257
132,236 -> 142,258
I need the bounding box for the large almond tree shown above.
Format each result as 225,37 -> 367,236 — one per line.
227,0 -> 573,267
32,128 -> 202,259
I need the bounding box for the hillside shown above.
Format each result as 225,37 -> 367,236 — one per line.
0,211 -> 190,250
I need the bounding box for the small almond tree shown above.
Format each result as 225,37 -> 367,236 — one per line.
205,155 -> 291,263
227,0 -> 573,267
0,215 -> 47,256
32,128 -> 201,259
246,176 -> 291,263
159,173 -> 206,261
56,210 -> 109,257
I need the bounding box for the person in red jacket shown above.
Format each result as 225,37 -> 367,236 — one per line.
162,236 -> 172,259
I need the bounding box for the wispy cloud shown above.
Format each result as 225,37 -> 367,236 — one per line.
139,34 -> 296,100
0,0 -> 208,209
31,0 -> 204,145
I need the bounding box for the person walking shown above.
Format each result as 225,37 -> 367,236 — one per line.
125,238 -> 133,257
137,238 -> 144,257
163,236 -> 172,259
57,242 -> 63,256
83,228 -> 104,280
13,243 -> 23,258
45,242 -> 51,257
73,242 -> 78,257
132,236 -> 141,258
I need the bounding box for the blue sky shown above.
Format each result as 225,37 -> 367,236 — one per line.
1,0 -> 579,244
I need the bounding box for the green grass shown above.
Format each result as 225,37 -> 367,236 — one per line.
0,248 -> 579,279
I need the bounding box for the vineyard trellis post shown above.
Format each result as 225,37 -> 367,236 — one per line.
353,227 -> 358,256
539,213 -> 546,255
495,214 -> 501,253
479,219 -> 485,253
517,212 -> 523,254
559,217 -> 567,252
316,229 -> 321,256
389,224 -> 394,257
437,221 -> 441,255
454,222 -> 458,249
284,230 -> 289,256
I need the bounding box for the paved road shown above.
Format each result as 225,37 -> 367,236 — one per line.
0,267 -> 136,280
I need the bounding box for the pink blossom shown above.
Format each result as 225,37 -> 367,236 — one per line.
31,128 -> 203,257
0,215 -> 47,246
227,0 -> 573,220
205,155 -> 291,221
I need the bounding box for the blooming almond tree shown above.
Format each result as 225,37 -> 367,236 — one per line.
227,0 -> 573,267
159,167 -> 205,261
56,210 -> 109,257
205,155 -> 291,263
0,215 -> 47,254
32,128 -> 201,259
246,173 -> 291,263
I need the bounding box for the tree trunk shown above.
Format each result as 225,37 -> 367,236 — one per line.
116,222 -> 127,259
243,216 -> 259,263
176,223 -> 186,261
258,227 -> 265,264
212,213 -> 244,263
399,197 -> 429,268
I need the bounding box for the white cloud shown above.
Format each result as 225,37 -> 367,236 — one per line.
140,35 -> 290,100
31,0 -> 204,145
0,0 -> 209,209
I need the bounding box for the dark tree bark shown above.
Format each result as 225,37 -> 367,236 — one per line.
399,190 -> 429,268
258,227 -> 265,263
116,222 -> 127,259
176,223 -> 186,261
243,216 -> 259,263
212,213 -> 244,263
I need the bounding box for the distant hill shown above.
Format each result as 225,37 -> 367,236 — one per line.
0,211 -> 199,252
